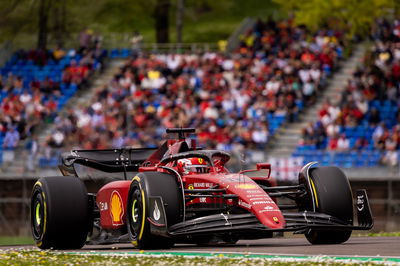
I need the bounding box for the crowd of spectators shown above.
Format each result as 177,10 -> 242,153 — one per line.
0,30 -> 106,162
298,18 -> 400,167
44,19 -> 345,158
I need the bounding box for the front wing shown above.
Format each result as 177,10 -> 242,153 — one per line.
150,190 -> 373,238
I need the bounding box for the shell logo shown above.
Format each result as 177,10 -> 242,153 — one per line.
110,191 -> 124,225
235,184 -> 258,189
273,216 -> 279,223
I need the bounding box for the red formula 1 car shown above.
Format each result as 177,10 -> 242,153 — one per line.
31,128 -> 373,249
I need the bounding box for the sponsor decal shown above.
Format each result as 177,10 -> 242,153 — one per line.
110,191 -> 124,225
153,200 -> 161,221
253,200 -> 275,205
259,210 -> 276,213
238,199 -> 251,209
249,197 -> 273,202
273,216 -> 279,223
187,184 -> 194,202
98,201 -> 108,211
235,184 -> 258,189
194,182 -> 213,188
246,190 -> 263,194
198,158 -> 204,164
357,194 -> 365,211
259,208 -> 277,213
199,197 -> 207,203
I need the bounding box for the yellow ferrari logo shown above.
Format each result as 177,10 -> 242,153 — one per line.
198,158 -> 203,164
273,216 -> 279,223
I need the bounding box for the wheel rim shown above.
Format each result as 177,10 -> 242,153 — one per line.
129,187 -> 143,240
31,191 -> 45,240
35,202 -> 41,225
132,200 -> 138,223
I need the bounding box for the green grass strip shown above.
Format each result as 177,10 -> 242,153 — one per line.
1,249 -> 399,265
68,250 -> 400,263
0,237 -> 34,246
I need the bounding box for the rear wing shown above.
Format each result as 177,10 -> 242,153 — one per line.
59,147 -> 158,176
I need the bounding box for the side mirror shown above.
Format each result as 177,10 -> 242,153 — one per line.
256,163 -> 271,178
239,163 -> 271,178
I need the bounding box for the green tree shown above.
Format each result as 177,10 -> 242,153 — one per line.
37,0 -> 52,49
0,0 -> 78,48
93,0 -> 233,43
0,0 -> 279,47
274,0 -> 398,38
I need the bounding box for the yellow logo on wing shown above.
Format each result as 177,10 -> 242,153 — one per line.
235,184 -> 258,189
110,191 -> 124,225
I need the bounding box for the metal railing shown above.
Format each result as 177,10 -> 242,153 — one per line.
139,42 -> 219,53
5,34 -> 220,55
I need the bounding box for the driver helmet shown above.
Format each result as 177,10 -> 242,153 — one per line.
177,157 -> 210,174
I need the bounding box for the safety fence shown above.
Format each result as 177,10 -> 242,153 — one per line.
0,175 -> 399,236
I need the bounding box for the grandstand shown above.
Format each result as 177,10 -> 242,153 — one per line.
291,19 -> 400,169
0,43 -> 106,171
0,18 -> 398,176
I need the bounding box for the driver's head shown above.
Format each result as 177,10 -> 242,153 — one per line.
177,157 -> 210,174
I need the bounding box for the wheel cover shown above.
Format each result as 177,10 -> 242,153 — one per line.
31,191 -> 45,240
132,200 -> 138,223
129,187 -> 143,240
35,202 -> 41,225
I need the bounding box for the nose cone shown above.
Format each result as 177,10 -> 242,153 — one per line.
219,176 -> 285,229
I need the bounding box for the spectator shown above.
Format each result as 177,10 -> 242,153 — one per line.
381,146 -> 398,167
131,31 -> 143,57
25,135 -> 39,171
337,134 -> 350,151
53,44 -> 66,61
3,127 -> 20,149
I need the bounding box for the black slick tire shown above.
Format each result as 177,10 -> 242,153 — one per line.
127,172 -> 181,249
302,166 -> 353,244
31,176 -> 90,249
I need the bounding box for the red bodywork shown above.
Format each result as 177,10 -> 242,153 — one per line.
96,137 -> 285,230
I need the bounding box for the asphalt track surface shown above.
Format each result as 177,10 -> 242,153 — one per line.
3,237 -> 398,258
83,237 -> 400,257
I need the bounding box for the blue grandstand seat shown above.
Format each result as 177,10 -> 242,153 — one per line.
49,158 -> 59,167
111,49 -> 119,58
39,157 -> 48,167
292,151 -> 301,157
121,48 -> 131,57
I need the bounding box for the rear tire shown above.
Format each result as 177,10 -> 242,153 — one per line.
127,172 -> 182,249
300,166 -> 353,244
31,176 -> 90,249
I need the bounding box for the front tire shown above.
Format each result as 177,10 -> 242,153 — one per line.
31,176 -> 90,249
300,166 -> 353,244
127,172 -> 182,249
